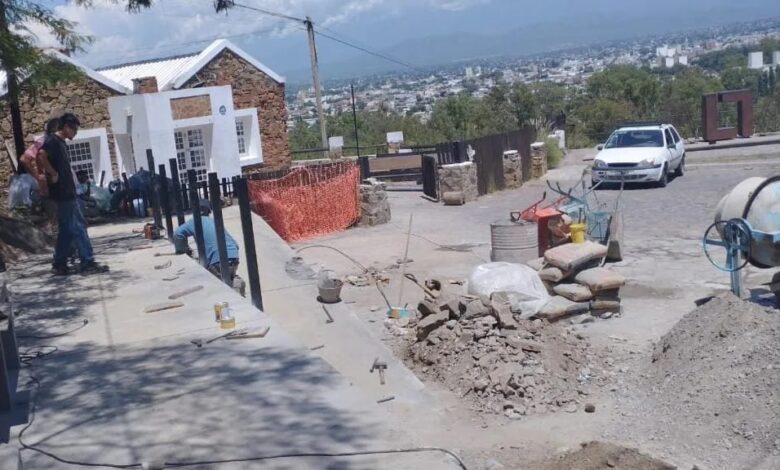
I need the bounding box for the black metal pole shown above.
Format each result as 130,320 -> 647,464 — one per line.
181,183 -> 189,212
146,149 -> 163,228
169,158 -> 186,225
351,83 -> 360,157
158,164 -> 174,241
187,169 -> 208,267
235,177 -> 263,310
221,177 -> 228,198
201,180 -> 209,202
208,172 -> 232,286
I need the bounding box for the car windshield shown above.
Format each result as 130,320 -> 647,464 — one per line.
604,130 -> 664,148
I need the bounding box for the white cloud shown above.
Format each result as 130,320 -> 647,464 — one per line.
24,0 -> 491,68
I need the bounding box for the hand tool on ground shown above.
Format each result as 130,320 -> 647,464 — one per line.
404,273 -> 439,298
377,396 -> 395,404
154,260 -> 172,270
154,252 -> 178,257
168,285 -> 203,300
143,301 -> 184,313
370,357 -> 388,385
322,305 -> 334,323
225,326 -> 270,339
397,214 -> 414,307
310,344 -> 325,351
191,328 -> 249,347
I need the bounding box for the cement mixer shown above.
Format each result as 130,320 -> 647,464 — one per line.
703,176 -> 780,298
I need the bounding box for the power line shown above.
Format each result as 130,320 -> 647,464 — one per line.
314,29 -> 423,72
231,1 -> 306,24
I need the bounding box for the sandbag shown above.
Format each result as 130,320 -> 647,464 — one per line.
575,267 -> 626,292
544,241 -> 607,273
467,262 -> 550,318
538,266 -> 567,283
553,283 -> 594,302
535,295 -> 579,320
525,257 -> 546,271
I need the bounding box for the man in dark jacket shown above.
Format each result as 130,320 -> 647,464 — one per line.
40,113 -> 108,275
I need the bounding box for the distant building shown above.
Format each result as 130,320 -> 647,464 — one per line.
678,55 -> 689,66
748,51 -> 764,69
774,51 -> 780,66
664,57 -> 676,68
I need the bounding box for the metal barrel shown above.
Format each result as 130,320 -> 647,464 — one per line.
490,219 -> 538,263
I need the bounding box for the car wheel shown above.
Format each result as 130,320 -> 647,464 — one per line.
674,155 -> 685,177
657,164 -> 668,188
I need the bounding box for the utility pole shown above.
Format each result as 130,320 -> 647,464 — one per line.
351,83 -> 360,157
305,16 -> 328,151
0,1 -> 25,165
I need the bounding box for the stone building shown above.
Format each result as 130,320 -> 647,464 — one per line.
0,39 -> 289,200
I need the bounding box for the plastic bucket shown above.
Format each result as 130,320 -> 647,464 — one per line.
570,223 -> 587,244
318,278 -> 343,304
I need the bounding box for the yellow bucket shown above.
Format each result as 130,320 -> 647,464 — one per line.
570,223 -> 587,244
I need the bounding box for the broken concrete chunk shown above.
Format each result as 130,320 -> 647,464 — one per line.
417,298 -> 439,317
416,312 -> 449,341
463,299 -> 492,320
535,296 -> 579,320
445,298 -> 465,319
544,241 -> 608,273
553,283 -> 594,302
539,266 -> 567,283
575,267 -> 626,292
490,293 -> 518,330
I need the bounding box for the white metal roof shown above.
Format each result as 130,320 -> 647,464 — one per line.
96,53 -> 201,92
1,39 -> 284,97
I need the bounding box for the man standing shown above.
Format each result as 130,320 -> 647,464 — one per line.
174,200 -> 245,296
40,113 -> 108,275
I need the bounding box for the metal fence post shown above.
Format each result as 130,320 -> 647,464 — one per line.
208,172 -> 232,287
187,170 -> 208,267
235,177 -> 263,310
158,164 -> 174,241
169,158 -> 186,226
146,149 -> 163,228
201,180 -> 209,201
359,156 -> 370,181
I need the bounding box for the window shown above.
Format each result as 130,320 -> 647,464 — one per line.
670,127 -> 681,143
67,141 -> 95,180
605,130 -> 663,149
236,120 -> 247,155
174,128 -> 208,185
664,129 -> 674,147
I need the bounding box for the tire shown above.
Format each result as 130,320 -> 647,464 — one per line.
656,164 -> 668,188
674,155 -> 685,177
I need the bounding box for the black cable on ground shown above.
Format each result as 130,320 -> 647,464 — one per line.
17,318 -> 89,339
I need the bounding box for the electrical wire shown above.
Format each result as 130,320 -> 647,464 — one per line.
231,1 -> 307,23
295,244 -> 369,272
314,29 -> 423,72
16,318 -> 88,339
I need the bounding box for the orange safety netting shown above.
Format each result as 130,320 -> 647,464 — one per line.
247,161 -> 361,242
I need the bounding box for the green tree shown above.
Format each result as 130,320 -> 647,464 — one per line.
755,94 -> 780,133
697,47 -> 746,72
721,67 -> 762,96
768,68 -> 777,95
661,68 -> 722,138
428,94 -> 488,141
508,83 -> 537,128
575,98 -> 633,144
289,119 -> 322,154
587,65 -> 661,118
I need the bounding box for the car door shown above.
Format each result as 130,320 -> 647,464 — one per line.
671,126 -> 684,159
664,128 -> 679,169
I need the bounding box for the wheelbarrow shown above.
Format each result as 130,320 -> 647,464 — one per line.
510,191 -> 570,257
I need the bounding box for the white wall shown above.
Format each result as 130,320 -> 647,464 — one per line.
108,85 -> 243,181
748,51 -> 764,69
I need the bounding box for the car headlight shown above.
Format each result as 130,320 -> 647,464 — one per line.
639,157 -> 656,168
593,159 -> 607,169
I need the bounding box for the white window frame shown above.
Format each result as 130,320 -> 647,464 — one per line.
174,126 -> 209,186
236,119 -> 248,156
67,127 -> 110,186
234,108 -> 263,167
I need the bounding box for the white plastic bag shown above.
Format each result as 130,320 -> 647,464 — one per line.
467,262 -> 551,318
7,173 -> 40,209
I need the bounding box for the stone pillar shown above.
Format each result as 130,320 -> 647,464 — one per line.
359,178 -> 391,227
438,162 -> 478,202
503,150 -> 523,190
531,143 -> 548,179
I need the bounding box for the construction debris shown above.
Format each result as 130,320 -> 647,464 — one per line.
168,285 -> 204,300
143,301 -> 184,313
406,288 -> 595,418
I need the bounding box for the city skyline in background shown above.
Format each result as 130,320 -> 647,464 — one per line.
32,0 -> 780,83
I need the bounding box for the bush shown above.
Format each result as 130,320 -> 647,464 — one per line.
545,137 -> 563,169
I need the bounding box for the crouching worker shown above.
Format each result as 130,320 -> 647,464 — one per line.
174,200 -> 246,296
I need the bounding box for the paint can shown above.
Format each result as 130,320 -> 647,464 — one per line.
214,301 -> 229,322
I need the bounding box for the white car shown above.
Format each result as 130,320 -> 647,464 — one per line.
591,124 -> 685,188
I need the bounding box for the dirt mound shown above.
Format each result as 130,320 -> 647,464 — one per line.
530,441 -> 675,470
640,293 -> 780,466
404,294 -> 600,417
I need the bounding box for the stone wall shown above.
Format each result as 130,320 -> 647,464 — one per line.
439,162 -> 478,202
531,144 -> 548,179
0,74 -> 119,204
503,151 -> 523,190
359,178 -> 391,227
179,49 -> 290,169
170,95 -> 212,120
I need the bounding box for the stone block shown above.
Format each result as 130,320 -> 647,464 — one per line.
416,312 -> 449,341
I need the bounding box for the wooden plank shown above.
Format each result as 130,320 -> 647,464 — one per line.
369,154 -> 422,173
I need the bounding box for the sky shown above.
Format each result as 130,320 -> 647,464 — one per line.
29,0 -> 780,83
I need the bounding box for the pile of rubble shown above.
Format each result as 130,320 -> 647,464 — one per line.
405,288 -> 597,418
527,241 -> 626,321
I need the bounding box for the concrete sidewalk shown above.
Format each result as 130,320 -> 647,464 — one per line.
3,221 -> 459,469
